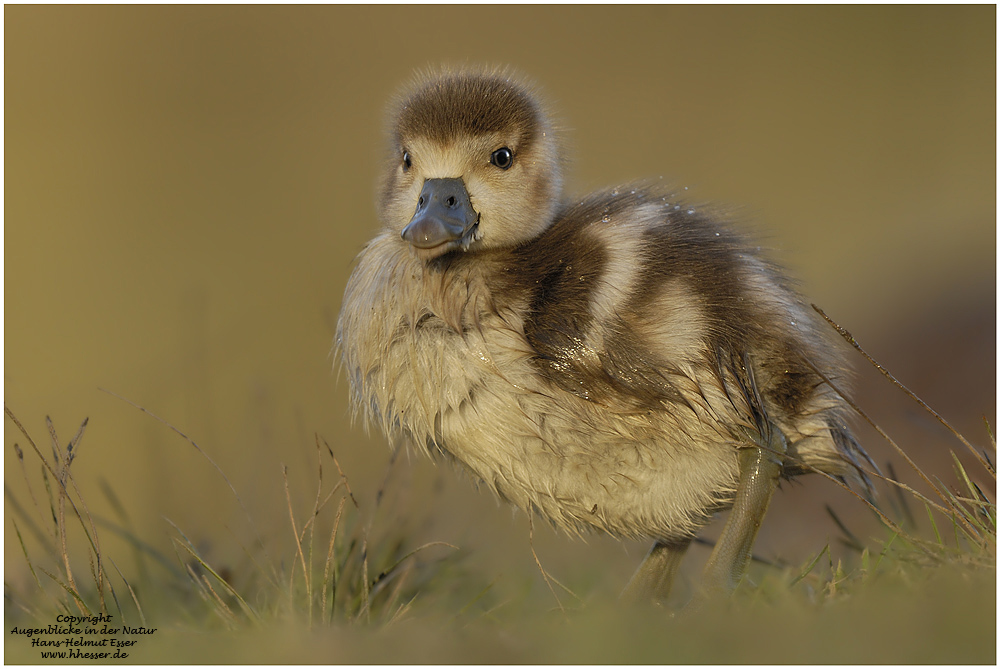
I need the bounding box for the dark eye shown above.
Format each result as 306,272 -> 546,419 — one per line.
402,150 -> 412,171
490,147 -> 513,170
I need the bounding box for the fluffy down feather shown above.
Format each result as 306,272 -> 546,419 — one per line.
337,67 -> 872,550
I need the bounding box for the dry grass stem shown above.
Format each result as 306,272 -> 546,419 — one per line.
813,305 -> 994,470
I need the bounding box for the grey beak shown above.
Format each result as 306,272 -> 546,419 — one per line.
401,178 -> 478,250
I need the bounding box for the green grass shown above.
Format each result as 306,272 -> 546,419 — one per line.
5,319 -> 996,663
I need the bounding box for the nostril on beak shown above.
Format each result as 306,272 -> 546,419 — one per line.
418,195 -> 425,208
445,195 -> 457,208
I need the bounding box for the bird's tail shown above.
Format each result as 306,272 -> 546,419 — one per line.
830,424 -> 879,505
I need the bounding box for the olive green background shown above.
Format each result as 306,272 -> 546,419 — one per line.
5,3 -> 995,641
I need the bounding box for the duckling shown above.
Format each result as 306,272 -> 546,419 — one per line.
336,67 -> 874,601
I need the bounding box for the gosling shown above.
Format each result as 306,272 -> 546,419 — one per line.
336,67 -> 873,601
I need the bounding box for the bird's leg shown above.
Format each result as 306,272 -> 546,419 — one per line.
620,537 -> 692,603
701,424 -> 787,595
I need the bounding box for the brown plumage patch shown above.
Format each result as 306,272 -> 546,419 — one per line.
464,186 -> 843,430
479,189 -> 695,413
632,208 -> 760,351
497,213 -> 608,398
394,71 -> 541,147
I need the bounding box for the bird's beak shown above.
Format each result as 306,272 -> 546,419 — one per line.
401,178 -> 479,260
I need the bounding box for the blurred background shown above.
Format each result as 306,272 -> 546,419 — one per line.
5,4 -> 995,616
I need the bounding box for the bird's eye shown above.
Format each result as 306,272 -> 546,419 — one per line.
402,150 -> 412,171
490,147 -> 513,170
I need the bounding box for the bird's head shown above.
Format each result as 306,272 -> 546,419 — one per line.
378,67 -> 563,261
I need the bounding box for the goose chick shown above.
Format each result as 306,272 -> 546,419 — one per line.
337,67 -> 873,601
